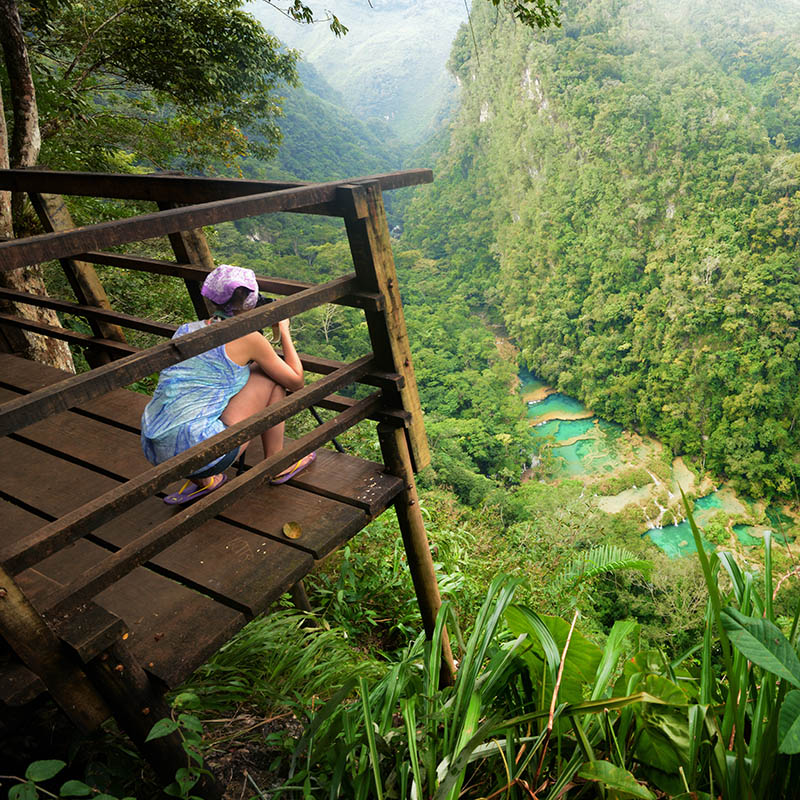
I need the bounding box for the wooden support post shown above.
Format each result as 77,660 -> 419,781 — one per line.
158,202 -> 214,320
340,182 -> 431,472
29,193 -> 128,366
377,422 -> 456,687
0,564 -> 110,732
289,580 -> 313,613
85,640 -> 223,799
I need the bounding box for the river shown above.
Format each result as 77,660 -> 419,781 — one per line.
519,370 -> 792,558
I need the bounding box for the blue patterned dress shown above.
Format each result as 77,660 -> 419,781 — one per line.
141,320 -> 250,472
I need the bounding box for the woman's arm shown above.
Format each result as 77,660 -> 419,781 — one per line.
227,321 -> 304,391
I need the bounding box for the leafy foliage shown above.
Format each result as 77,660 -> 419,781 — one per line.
17,0 -> 297,171
406,0 -> 800,500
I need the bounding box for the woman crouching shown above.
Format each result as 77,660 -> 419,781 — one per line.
141,264 -> 315,505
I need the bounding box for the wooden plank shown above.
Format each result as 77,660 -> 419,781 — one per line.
36,394 -> 380,616
0,167 -> 432,204
244,444 -> 403,517
340,182 -> 431,471
95,569 -> 245,688
0,288 -> 176,337
0,499 -> 126,663
218,483 -> 369,561
0,563 -> 111,732
0,171 -> 433,270
6,389 -> 373,567
0,313 -> 139,358
0,430 -> 314,619
0,275 -> 363,437
78,252 -> 384,311
1,356 -> 377,575
0,352 -> 407,433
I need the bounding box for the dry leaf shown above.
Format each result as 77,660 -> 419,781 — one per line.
283,521 -> 302,539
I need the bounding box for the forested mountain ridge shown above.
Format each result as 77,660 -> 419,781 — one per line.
405,0 -> 800,499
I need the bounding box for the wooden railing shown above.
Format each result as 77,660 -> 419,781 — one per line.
0,168 -> 431,470
0,169 -> 455,684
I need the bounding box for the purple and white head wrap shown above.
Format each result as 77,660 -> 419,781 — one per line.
201,265 -> 259,315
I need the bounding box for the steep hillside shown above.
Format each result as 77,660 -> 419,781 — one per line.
252,0 -> 465,144
405,0 -> 800,498
251,61 -> 403,182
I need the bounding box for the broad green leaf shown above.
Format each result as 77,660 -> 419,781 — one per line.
59,780 -> 93,797
721,607 -> 800,686
506,606 -> 602,703
633,707 -> 691,774
25,760 -> 66,782
592,619 -> 638,700
778,689 -> 800,754
9,783 -> 38,800
578,760 -> 655,799
145,717 -> 179,741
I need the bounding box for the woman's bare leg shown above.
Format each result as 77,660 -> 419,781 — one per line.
220,364 -> 286,458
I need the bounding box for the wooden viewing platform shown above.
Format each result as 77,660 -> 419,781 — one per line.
0,168 -> 453,795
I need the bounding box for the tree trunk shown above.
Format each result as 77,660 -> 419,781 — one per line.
0,0 -> 75,372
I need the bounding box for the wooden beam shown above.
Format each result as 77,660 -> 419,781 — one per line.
0,275 -> 361,436
0,170 -> 433,270
0,167 -> 432,203
340,182 -> 431,471
1,358 -> 378,574
0,564 -> 111,732
0,313 -> 138,358
29,192 -> 128,362
85,639 -> 223,798
0,292 -> 401,383
39,393 -> 381,616
77,251 -> 384,310
158,201 -> 213,319
0,288 -> 177,337
378,422 -> 455,687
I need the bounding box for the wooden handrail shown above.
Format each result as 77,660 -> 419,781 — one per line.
0,275 -> 360,436
0,170 -> 433,270
0,167 -> 431,203
1,356 -> 379,574
37,392 -> 380,617
76,251 -> 383,310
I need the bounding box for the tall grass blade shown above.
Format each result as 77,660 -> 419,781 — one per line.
592,619 -> 638,700
358,677 -> 384,800
764,531 -> 774,621
401,697 -> 424,800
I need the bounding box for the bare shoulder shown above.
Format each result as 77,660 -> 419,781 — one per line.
226,331 -> 272,366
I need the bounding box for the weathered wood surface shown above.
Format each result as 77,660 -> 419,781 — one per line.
341,182 -> 431,471
1,355 -> 377,574
0,275 -> 362,437
0,562 -> 111,732
0,287 -> 177,337
0,312 -> 138,359
77,251 -> 384,311
1,353 -> 404,697
28,192 -> 127,353
378,422 -> 455,687
0,167 -> 432,203
0,170 -> 433,270
158,201 -> 214,319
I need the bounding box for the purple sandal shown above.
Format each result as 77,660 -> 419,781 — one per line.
270,452 -> 316,485
164,473 -> 227,505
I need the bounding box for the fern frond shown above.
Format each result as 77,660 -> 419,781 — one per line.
556,544 -> 652,589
